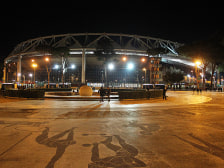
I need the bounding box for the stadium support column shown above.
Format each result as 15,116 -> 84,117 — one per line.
17,55 -> 22,83
81,49 -> 86,84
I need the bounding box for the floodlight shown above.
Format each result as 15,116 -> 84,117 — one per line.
127,63 -> 134,70
108,63 -> 114,70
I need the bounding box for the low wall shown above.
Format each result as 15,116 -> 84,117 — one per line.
118,90 -> 163,99
1,89 -> 45,98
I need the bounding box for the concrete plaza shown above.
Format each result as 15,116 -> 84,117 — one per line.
0,91 -> 224,168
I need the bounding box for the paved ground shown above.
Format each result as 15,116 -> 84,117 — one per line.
0,91 -> 224,168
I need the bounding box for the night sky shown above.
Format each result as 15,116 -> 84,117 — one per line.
0,2 -> 223,61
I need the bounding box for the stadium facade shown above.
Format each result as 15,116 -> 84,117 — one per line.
2,33 -> 195,88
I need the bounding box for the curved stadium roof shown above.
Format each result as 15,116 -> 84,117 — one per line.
6,33 -> 180,57
5,33 -> 195,66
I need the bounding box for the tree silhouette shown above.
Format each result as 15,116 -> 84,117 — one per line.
95,37 -> 115,87
52,47 -> 70,86
177,31 -> 224,89
163,67 -> 184,86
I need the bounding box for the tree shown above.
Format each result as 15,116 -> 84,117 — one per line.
35,44 -> 53,87
163,67 -> 184,86
218,64 -> 224,72
177,32 -> 224,89
35,45 -> 70,86
177,41 -> 210,89
95,37 -> 115,87
52,47 -> 70,85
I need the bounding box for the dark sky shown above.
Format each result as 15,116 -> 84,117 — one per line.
1,2 -> 223,60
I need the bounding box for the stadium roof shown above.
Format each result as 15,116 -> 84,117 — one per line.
5,33 -> 195,66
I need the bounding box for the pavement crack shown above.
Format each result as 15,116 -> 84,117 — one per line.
0,133 -> 32,157
175,133 -> 224,161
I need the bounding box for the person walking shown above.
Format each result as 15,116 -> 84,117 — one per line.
163,86 -> 167,100
106,87 -> 111,102
98,87 -> 105,102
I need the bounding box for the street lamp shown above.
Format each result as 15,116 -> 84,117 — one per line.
53,64 -> 59,83
122,56 -> 127,62
22,75 -> 25,85
195,61 -> 201,89
32,63 -> 37,86
142,68 -> 147,84
45,57 -> 51,88
195,61 -> 201,66
29,73 -> 33,85
29,73 -> 33,88
141,58 -> 146,63
45,57 -> 49,62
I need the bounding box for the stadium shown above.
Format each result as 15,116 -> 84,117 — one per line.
2,33 -> 195,88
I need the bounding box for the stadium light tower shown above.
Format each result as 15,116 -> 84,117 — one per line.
127,63 -> 134,70
54,64 -> 59,69
108,63 -> 114,70
71,64 -> 76,69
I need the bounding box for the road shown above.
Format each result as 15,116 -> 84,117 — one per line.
0,91 -> 224,168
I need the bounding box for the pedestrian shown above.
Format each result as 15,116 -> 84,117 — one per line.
197,88 -> 199,94
98,87 -> 105,102
106,87 -> 111,102
146,87 -> 149,91
163,86 -> 167,100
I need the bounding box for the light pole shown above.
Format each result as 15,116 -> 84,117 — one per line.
107,63 -> 115,87
32,63 -> 37,86
45,57 -> 51,88
53,64 -> 59,84
141,58 -> 146,63
126,62 -> 134,87
29,73 -> 32,88
70,64 -> 76,83
122,56 -> 127,62
122,56 -> 127,87
23,75 -> 25,85
195,61 -> 201,89
142,68 -> 146,84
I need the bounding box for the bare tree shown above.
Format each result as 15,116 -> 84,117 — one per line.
177,32 -> 224,89
95,37 -> 115,87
